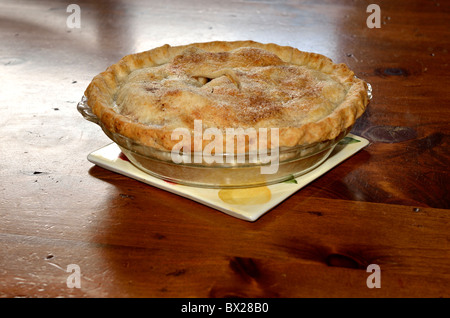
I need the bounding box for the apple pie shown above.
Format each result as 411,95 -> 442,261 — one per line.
84,41 -> 369,152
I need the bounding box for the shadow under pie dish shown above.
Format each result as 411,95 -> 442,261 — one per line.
78,40 -> 371,188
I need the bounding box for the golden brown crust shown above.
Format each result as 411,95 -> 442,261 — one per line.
84,40 -> 369,152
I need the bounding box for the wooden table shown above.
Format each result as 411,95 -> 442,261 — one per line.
0,0 -> 448,300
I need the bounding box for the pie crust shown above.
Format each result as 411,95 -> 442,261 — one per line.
84,40 -> 369,152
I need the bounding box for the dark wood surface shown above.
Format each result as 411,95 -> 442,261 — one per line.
0,0 -> 449,298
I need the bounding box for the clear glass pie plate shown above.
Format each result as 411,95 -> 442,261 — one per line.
78,83 -> 370,189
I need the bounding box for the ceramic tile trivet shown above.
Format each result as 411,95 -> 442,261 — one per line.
87,134 -> 369,221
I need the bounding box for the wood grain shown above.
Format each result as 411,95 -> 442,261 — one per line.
0,0 -> 449,298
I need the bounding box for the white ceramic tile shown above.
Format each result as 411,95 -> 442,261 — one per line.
87,134 -> 369,221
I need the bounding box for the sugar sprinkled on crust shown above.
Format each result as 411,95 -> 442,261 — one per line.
116,47 -> 347,130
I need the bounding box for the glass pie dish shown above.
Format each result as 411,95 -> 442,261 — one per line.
77,81 -> 371,189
